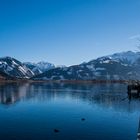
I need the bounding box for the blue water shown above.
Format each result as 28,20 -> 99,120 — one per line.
0,82 -> 139,140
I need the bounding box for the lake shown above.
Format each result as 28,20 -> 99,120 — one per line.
0,82 -> 139,140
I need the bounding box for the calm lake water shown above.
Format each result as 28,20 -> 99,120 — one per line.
0,82 -> 139,140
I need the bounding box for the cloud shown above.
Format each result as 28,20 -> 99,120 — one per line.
129,34 -> 140,40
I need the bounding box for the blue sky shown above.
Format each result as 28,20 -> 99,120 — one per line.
0,0 -> 140,66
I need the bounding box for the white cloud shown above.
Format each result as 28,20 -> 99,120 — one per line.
129,34 -> 140,40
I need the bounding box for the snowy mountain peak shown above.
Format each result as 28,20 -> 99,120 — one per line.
0,57 -> 34,78
95,51 -> 140,64
33,51 -> 140,81
24,61 -> 55,75
36,61 -> 55,70
1,51 -> 140,80
108,51 -> 140,63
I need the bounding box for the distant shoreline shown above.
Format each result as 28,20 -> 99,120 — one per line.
0,79 -> 128,84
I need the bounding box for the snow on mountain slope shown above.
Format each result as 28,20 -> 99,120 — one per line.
1,51 -> 140,80
36,61 -> 55,71
98,51 -> 140,64
24,61 -> 55,75
32,51 -> 140,81
0,57 -> 34,78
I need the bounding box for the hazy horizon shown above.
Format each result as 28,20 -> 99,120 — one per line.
1,0 -> 140,65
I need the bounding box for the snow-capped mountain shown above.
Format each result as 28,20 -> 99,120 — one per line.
1,51 -> 140,80
56,65 -> 67,68
0,57 -> 34,78
32,51 -> 140,80
24,61 -> 55,75
100,51 -> 140,64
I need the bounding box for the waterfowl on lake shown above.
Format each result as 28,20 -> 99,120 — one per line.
81,118 -> 86,121
54,129 -> 60,133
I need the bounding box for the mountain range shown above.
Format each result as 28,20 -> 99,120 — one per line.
1,51 -> 140,81
24,61 -> 55,75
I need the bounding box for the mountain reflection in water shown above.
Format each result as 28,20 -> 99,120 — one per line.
0,82 -> 139,113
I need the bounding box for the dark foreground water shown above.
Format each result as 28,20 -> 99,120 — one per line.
0,82 -> 139,140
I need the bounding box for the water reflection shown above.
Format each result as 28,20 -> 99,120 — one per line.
0,82 -> 139,113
